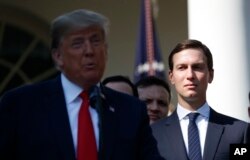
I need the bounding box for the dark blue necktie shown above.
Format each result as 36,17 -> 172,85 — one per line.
188,113 -> 202,160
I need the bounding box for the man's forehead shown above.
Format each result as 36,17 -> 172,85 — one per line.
65,25 -> 104,37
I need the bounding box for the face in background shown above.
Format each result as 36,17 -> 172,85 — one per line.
169,48 -> 213,110
52,26 -> 107,90
105,82 -> 134,96
138,85 -> 170,124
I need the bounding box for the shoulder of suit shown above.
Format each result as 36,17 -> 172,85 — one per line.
210,109 -> 249,126
1,78 -> 58,99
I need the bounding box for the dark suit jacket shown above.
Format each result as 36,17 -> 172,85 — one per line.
0,76 -> 164,160
151,109 -> 250,160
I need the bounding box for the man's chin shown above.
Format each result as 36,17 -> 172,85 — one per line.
186,91 -> 198,98
184,93 -> 199,101
85,75 -> 102,84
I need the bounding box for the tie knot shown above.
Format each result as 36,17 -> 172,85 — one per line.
80,91 -> 89,100
188,112 -> 199,122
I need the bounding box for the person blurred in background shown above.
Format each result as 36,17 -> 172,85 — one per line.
102,75 -> 138,97
136,76 -> 171,124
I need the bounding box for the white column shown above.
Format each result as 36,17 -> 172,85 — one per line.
188,0 -> 250,122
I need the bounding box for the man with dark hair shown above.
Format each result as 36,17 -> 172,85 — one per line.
0,9 -> 164,160
152,39 -> 250,160
136,76 -> 171,124
102,75 -> 138,97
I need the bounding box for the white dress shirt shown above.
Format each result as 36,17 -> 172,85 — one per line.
61,74 -> 99,152
177,102 -> 210,157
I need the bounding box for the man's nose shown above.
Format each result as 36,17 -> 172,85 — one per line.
149,101 -> 159,110
84,40 -> 94,56
186,67 -> 195,79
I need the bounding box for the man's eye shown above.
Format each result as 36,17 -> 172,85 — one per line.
143,99 -> 152,104
177,66 -> 186,70
72,42 -> 82,48
158,101 -> 168,107
193,65 -> 204,70
90,35 -> 104,46
92,40 -> 102,46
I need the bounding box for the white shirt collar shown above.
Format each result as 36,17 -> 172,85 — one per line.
61,73 -> 101,104
61,74 -> 83,104
177,102 -> 210,120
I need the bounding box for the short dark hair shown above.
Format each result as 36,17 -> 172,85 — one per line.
168,39 -> 213,71
102,75 -> 138,97
135,76 -> 171,101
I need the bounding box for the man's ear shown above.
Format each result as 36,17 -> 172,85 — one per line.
168,70 -> 175,85
208,69 -> 214,83
104,43 -> 108,61
51,48 -> 63,67
248,107 -> 250,118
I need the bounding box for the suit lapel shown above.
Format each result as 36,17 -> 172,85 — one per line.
165,111 -> 189,160
46,77 -> 76,160
203,109 -> 224,160
99,87 -> 117,160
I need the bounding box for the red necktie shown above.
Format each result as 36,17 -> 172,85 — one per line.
77,91 -> 97,160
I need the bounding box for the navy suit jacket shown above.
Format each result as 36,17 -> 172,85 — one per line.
0,76 -> 164,160
151,109 -> 250,160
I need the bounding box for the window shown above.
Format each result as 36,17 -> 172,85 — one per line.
0,4 -> 59,95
